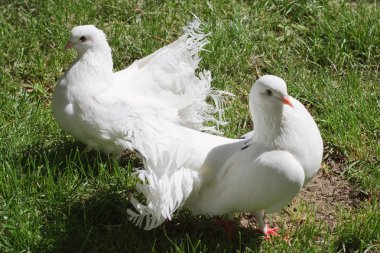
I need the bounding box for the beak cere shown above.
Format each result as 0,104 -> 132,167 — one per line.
282,96 -> 294,108
64,41 -> 74,50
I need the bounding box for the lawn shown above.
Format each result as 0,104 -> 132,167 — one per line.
0,0 -> 379,252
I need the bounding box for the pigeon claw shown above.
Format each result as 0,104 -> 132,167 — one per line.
263,224 -> 279,240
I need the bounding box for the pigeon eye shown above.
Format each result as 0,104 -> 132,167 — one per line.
80,36 -> 87,42
266,89 -> 273,96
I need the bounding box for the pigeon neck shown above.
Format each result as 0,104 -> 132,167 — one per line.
252,105 -> 284,144
64,45 -> 114,96
75,44 -> 113,74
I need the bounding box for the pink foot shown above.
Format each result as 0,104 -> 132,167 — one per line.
262,224 -> 279,240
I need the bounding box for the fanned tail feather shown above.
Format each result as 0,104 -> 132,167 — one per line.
127,130 -> 199,230
128,168 -> 198,230
115,17 -> 233,133
175,17 -> 233,134
124,17 -> 235,229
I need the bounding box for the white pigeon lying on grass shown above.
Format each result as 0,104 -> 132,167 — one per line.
128,75 -> 323,238
52,19 -> 228,156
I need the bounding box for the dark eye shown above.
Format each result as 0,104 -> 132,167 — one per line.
266,89 -> 273,96
80,36 -> 87,42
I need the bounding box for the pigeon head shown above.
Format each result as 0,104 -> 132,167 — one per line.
250,75 -> 294,111
65,25 -> 109,55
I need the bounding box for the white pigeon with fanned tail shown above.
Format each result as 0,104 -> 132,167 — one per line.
52,18 -> 229,156
128,75 -> 323,237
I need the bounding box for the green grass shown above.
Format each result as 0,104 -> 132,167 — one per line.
0,0 -> 379,252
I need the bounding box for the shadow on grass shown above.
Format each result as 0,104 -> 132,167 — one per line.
42,188 -> 263,253
18,139 -> 141,176
18,141 -> 263,252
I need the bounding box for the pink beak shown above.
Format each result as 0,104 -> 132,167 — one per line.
64,41 -> 74,50
282,96 -> 294,108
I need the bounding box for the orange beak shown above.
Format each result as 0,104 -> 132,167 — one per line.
64,41 -> 74,51
282,96 -> 294,108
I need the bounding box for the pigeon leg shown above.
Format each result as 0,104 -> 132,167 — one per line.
252,210 -> 279,240
214,213 -> 236,239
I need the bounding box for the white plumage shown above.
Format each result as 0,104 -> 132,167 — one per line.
52,19 -> 228,156
129,75 -> 323,237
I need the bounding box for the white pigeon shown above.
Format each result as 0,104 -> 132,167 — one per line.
128,75 -> 323,238
52,19 -> 229,156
